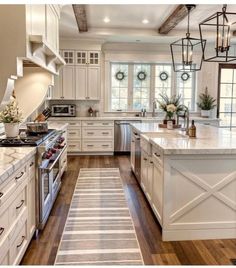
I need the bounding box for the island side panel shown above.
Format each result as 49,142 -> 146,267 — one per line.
162,154 -> 236,241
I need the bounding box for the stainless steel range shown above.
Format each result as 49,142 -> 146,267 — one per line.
0,129 -> 67,230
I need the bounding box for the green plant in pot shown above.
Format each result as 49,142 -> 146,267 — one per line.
0,99 -> 22,138
197,87 -> 216,118
157,93 -> 184,124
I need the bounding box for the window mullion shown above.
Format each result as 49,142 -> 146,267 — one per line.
128,64 -> 133,111
150,64 -> 155,112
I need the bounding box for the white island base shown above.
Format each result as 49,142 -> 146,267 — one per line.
159,153 -> 236,241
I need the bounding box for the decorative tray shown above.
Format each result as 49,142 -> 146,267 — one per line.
158,123 -> 181,129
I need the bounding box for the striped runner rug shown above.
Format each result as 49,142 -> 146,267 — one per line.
55,168 -> 144,265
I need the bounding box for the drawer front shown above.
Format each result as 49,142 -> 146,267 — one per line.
82,127 -> 114,139
67,140 -> 81,152
0,165 -> 27,207
10,220 -> 28,265
28,158 -> 35,179
0,235 -> 9,265
68,121 -> 81,128
67,128 -> 81,139
82,140 -> 113,152
9,186 -> 27,228
152,147 -> 163,166
82,121 -> 114,127
0,208 -> 9,244
140,137 -> 152,156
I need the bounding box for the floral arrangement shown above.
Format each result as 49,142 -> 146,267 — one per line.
0,99 -> 22,123
157,93 -> 184,120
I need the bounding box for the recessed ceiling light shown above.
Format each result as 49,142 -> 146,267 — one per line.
103,17 -> 110,23
142,19 -> 149,24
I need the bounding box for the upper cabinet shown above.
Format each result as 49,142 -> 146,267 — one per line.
52,49 -> 101,100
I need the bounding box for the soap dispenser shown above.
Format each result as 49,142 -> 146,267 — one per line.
188,120 -> 196,138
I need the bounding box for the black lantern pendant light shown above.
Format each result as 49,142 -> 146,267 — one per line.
199,4 -> 236,62
170,5 -> 206,72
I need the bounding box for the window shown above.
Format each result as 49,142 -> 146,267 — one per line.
109,62 -> 197,112
133,64 -> 151,110
176,71 -> 196,111
218,64 -> 236,129
111,63 -> 129,111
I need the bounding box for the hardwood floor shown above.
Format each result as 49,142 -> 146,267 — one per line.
21,155 -> 236,265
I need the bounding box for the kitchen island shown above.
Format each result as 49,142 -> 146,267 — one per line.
130,122 -> 236,241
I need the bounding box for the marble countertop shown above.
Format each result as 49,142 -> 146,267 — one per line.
131,122 -> 236,155
48,116 -> 220,122
0,147 -> 36,185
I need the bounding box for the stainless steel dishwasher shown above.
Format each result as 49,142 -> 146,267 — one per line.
114,120 -> 141,152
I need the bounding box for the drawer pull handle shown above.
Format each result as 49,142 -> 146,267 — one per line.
150,161 -> 153,164
69,132 -> 77,134
69,145 -> 76,147
30,162 -> 34,167
87,145 -> 94,147
102,123 -> 109,125
63,160 -> 67,163
102,145 -> 109,147
17,236 -> 25,248
0,192 -> 3,198
154,153 -> 161,157
70,123 -> 76,125
15,171 -> 24,181
16,200 -> 24,210
87,132 -> 94,134
87,123 -> 93,125
102,132 -> 109,134
144,158 -> 147,161
0,227 -> 4,236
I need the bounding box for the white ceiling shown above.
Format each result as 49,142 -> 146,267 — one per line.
59,4 -> 236,43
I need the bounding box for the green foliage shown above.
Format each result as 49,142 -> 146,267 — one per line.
197,87 -> 216,110
157,93 -> 184,113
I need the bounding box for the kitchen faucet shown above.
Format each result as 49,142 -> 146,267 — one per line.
152,99 -> 158,117
177,105 -> 190,135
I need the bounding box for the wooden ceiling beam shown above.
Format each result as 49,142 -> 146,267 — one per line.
158,5 -> 196,35
72,4 -> 88,33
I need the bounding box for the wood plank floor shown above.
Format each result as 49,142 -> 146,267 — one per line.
21,155 -> 236,265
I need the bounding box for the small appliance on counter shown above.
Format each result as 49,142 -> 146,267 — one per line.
51,104 -> 76,117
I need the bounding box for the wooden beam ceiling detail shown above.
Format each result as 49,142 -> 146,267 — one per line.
158,5 -> 195,35
72,4 -> 88,33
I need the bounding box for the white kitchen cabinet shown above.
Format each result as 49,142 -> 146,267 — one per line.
30,5 -> 46,37
75,66 -> 100,100
130,132 -> 135,172
75,50 -> 100,66
62,66 -> 75,99
62,50 -> 75,65
52,69 -> 63,99
152,153 -> 163,226
46,5 -> 59,51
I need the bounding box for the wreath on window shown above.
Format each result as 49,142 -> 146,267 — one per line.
137,71 -> 147,81
181,72 -> 190,82
159,71 -> 169,81
115,71 -> 125,81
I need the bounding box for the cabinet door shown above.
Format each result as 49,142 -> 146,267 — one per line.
75,66 -> 87,100
130,134 -> 135,171
88,51 -> 100,66
75,51 -> 87,65
46,5 -> 57,50
52,69 -> 63,99
62,50 -> 75,65
141,151 -> 148,192
30,5 -> 46,37
62,66 -> 75,99
152,162 -> 163,226
87,67 -> 100,100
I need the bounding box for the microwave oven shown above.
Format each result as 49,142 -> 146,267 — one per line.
51,104 -> 76,117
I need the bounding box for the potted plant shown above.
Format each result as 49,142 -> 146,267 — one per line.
157,93 -> 184,124
0,99 -> 22,137
197,87 -> 216,118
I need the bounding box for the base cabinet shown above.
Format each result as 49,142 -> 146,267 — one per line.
0,157 -> 36,265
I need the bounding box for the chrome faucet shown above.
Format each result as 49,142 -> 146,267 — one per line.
177,105 -> 190,135
152,99 -> 157,117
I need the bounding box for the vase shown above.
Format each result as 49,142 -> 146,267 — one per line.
4,123 -> 19,138
201,110 -> 210,118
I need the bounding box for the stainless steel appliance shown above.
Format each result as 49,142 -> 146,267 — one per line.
134,132 -> 141,183
114,120 -> 141,152
51,104 -> 76,117
0,129 -> 67,230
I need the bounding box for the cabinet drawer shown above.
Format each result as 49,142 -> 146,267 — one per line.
0,234 -> 9,265
68,128 -> 81,139
152,147 -> 163,166
10,220 -> 28,265
82,127 -> 114,139
82,140 -> 113,152
0,165 -> 27,207
82,121 -> 114,127
9,186 -> 27,229
0,208 -> 9,245
67,140 -> 81,152
68,121 -> 81,128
